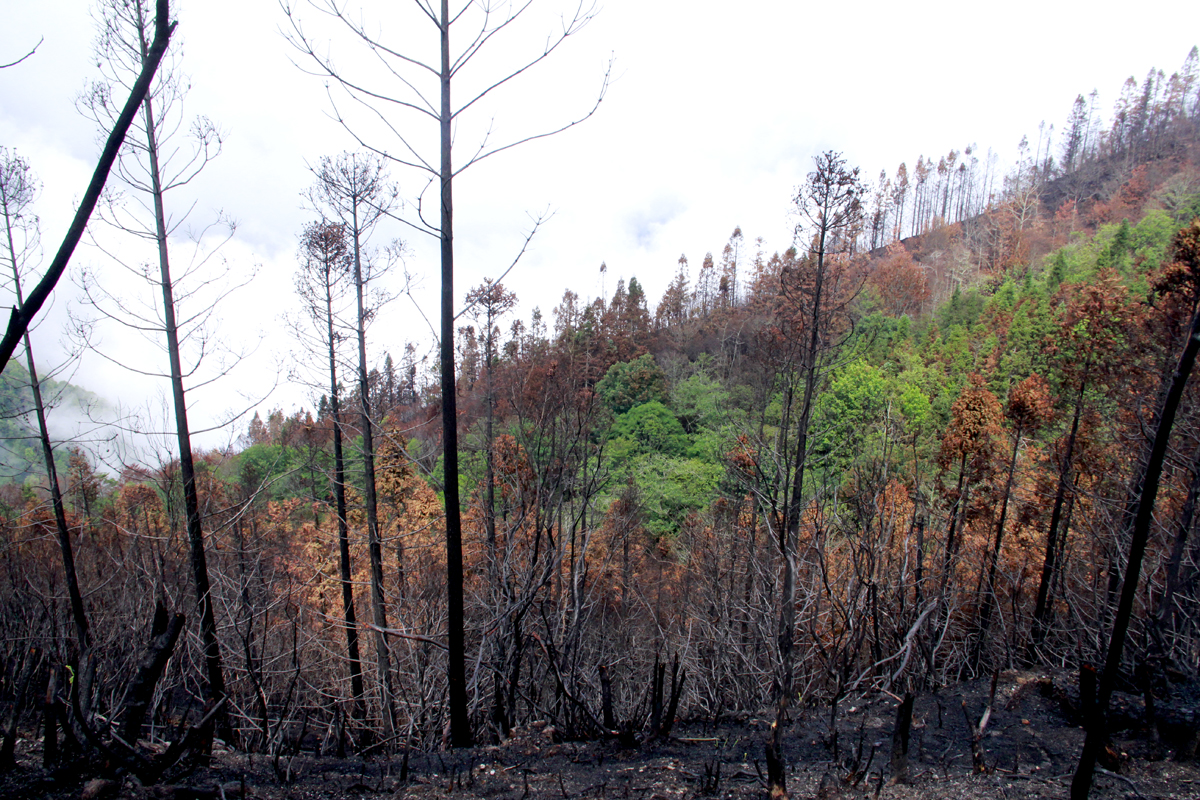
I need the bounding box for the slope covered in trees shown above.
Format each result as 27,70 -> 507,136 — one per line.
4,36 -> 1200,798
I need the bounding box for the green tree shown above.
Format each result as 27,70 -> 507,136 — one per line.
610,401 -> 688,462
810,358 -> 889,474
631,454 -> 722,538
596,354 -> 668,414
670,371 -> 730,435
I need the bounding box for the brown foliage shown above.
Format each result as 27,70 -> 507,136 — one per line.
868,244 -> 931,317
939,374 -> 1003,470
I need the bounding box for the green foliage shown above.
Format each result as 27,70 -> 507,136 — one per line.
670,372 -> 729,434
995,292 -> 1053,387
609,401 -> 688,465
1047,250 -> 1069,290
1132,209 -> 1179,272
988,279 -> 1018,314
848,311 -> 906,364
236,443 -> 308,501
1096,219 -> 1133,272
938,287 -> 985,330
629,453 -> 722,538
595,353 -> 668,414
896,379 -> 932,440
810,359 -> 889,471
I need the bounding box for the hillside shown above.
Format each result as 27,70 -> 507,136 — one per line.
3,40 -> 1200,800
0,361 -> 108,490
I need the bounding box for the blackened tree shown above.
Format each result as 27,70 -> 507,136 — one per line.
282,0 -> 610,746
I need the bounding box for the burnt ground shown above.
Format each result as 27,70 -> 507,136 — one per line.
3,670 -> 1199,800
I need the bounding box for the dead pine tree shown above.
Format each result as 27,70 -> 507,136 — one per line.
0,150 -> 96,725
291,219 -> 369,740
75,0 -> 259,745
735,152 -> 864,799
283,0 -> 610,746
308,153 -> 399,742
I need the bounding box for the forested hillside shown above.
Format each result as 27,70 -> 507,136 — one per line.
4,20 -> 1200,798
0,362 -> 108,492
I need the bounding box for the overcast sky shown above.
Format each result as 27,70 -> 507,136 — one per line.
2,0 -> 1199,454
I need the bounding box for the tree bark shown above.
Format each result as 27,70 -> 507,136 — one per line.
119,604 -> 185,744
132,0 -> 229,742
326,264 -> 367,735
439,0 -> 471,748
890,693 -> 914,784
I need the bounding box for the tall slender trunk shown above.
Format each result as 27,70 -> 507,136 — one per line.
4,209 -> 93,717
440,0 -> 472,748
350,207 -> 393,739
973,424 -> 1023,669
483,322 -> 505,732
1030,378 -> 1084,658
134,3 -> 229,741
768,205 -> 830,796
484,326 -> 498,595
325,267 -> 366,733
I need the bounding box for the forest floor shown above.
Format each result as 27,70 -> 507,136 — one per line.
2,670 -> 1199,800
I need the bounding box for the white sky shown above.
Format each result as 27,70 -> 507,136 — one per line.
2,0 -> 1199,453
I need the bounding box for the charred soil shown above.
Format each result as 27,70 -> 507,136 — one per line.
2,671 -> 1198,800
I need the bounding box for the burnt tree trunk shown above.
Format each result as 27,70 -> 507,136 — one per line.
119,602 -> 185,745
1072,288 -> 1200,799
133,0 -> 230,742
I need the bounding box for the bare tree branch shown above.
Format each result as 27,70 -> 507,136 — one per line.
0,37 -> 44,69
455,56 -> 610,176
455,209 -> 547,321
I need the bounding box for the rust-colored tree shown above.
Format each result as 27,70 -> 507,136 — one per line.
1072,220 -> 1200,798
1029,269 -> 1135,658
971,373 -> 1052,669
935,374 -> 1002,666
867,243 -> 930,318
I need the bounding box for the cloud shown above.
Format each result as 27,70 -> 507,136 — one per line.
624,195 -> 686,251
